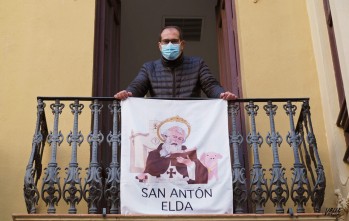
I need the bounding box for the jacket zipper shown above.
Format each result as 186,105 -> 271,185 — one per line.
171,68 -> 176,97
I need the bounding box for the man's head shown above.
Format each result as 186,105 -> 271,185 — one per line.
158,26 -> 184,42
158,26 -> 185,60
162,126 -> 186,150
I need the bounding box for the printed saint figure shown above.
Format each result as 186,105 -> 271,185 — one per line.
136,116 -> 208,184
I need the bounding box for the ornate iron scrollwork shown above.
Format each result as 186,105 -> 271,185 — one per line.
24,99 -> 46,214
264,101 -> 289,213
105,100 -> 121,214
83,100 -> 104,214
228,103 -> 247,214
22,96 -> 327,215
284,101 -> 310,213
41,100 -> 64,214
63,100 -> 84,214
246,101 -> 269,214
301,100 -> 326,213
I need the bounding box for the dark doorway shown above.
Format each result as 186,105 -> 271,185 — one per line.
92,0 -> 248,213
91,0 -> 121,212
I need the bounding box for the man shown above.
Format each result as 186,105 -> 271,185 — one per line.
136,125 -> 208,184
114,26 -> 237,100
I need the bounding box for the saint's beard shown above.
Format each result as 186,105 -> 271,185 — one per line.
163,142 -> 181,154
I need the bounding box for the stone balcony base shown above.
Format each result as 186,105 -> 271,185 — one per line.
12,213 -> 336,221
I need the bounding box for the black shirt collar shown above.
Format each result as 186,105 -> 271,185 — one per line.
161,53 -> 184,69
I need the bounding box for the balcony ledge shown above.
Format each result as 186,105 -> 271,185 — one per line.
12,213 -> 336,221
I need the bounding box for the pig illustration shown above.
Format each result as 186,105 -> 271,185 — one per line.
200,152 -> 223,181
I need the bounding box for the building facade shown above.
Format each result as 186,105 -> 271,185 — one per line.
1,0 -> 348,220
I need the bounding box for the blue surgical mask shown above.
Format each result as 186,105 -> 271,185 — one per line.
161,43 -> 181,60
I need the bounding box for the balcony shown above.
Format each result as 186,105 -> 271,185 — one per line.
15,97 -> 331,221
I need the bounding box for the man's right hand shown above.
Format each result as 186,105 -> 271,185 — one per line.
114,90 -> 133,100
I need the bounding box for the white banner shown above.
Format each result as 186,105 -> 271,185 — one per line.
120,98 -> 233,214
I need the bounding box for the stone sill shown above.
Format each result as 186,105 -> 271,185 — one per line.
12,213 -> 336,221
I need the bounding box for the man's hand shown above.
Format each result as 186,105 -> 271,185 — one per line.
177,156 -> 193,166
220,91 -> 238,100
114,90 -> 133,100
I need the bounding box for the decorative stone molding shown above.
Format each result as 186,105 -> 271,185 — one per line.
12,213 -> 337,221
334,189 -> 349,221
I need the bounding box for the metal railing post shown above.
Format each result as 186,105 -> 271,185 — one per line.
229,103 -> 247,214
63,100 -> 84,214
284,101 -> 310,213
246,101 -> 269,214
264,101 -> 289,214
302,100 -> 326,213
105,100 -> 121,214
83,99 -> 104,214
41,99 -> 64,214
24,99 -> 46,214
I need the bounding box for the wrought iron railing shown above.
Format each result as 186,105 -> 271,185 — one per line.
23,97 -> 326,215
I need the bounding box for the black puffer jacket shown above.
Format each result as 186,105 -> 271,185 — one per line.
126,55 -> 225,98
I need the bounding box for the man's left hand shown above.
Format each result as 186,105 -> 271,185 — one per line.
177,156 -> 193,166
220,91 -> 238,100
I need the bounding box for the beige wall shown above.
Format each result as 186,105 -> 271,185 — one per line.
235,0 -> 335,212
0,0 -> 95,220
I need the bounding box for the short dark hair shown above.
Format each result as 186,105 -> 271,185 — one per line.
159,26 -> 184,42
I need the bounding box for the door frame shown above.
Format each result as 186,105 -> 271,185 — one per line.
216,0 -> 250,213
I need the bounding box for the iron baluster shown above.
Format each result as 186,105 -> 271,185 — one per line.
302,100 -> 326,213
298,123 -> 316,185
284,101 -> 310,213
63,100 -> 84,214
24,99 -> 45,214
83,99 -> 104,214
41,99 -> 64,214
34,110 -> 48,186
228,103 -> 247,214
264,101 -> 289,214
105,100 -> 121,214
245,101 -> 268,214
